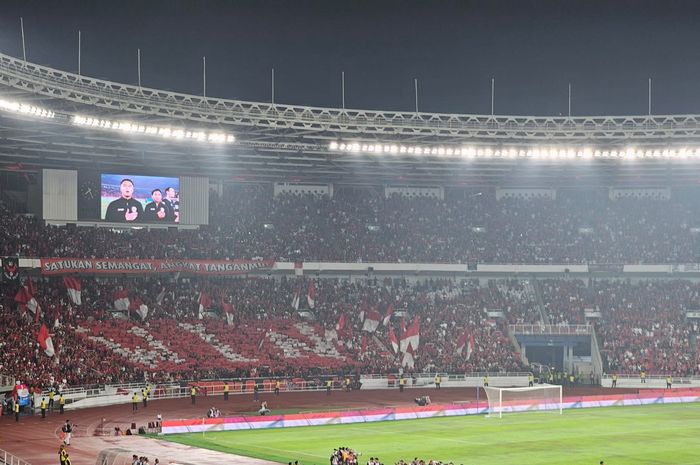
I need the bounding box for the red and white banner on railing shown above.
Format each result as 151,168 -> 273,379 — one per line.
40,258 -> 274,276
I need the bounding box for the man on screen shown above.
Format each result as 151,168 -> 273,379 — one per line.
163,187 -> 180,223
105,178 -> 143,223
144,189 -> 174,222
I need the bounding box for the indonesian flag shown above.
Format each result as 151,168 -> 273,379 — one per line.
291,286 -> 300,311
37,324 -> 55,357
360,335 -> 368,354
382,304 -> 394,326
400,316 -> 420,352
456,330 -> 475,360
335,313 -> 346,332
401,344 -> 415,369
198,292 -> 212,319
63,276 -> 81,305
362,309 -> 381,333
113,289 -> 130,311
52,307 -> 61,329
222,299 -> 234,326
466,334 -> 475,361
306,281 -> 316,309
15,279 -> 40,321
388,327 -> 399,353
130,297 -> 148,320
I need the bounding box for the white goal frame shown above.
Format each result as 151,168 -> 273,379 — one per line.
483,384 -> 563,418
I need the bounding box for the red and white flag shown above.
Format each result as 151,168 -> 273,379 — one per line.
455,330 -> 475,361
382,304 -> 394,326
63,276 -> 82,306
198,292 -> 212,319
15,278 -> 40,321
400,316 -> 420,352
37,324 -> 55,357
306,281 -> 316,309
222,298 -> 234,326
401,344 -> 415,369
362,309 -> 381,333
360,335 -> 368,354
291,286 -> 300,311
335,313 -> 346,332
113,289 -> 130,311
130,297 -> 148,320
388,327 -> 399,353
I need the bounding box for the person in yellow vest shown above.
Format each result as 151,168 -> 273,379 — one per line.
640,370 -> 646,384
611,373 -> 617,388
569,373 -> 575,386
132,392 -> 139,412
666,375 -> 672,389
59,394 -> 65,414
399,375 -> 406,392
528,374 -> 534,387
345,377 -> 351,392
483,375 -> 489,387
434,374 -> 441,390
190,386 -> 197,405
14,400 -> 19,422
325,379 -> 332,395
146,383 -> 151,397
63,450 -> 72,465
40,397 -> 47,419
141,388 -> 148,408
223,381 -> 230,401
275,380 -> 281,396
548,372 -> 554,384
59,444 -> 68,465
48,389 -> 55,411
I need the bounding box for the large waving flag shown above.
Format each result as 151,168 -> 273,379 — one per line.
222,298 -> 234,326
401,344 -> 415,369
400,316 -> 420,352
455,330 -> 475,360
388,327 -> 399,354
291,286 -> 300,310
362,309 -> 381,333
306,280 -> 316,309
15,278 -> 40,322
382,304 -> 394,326
113,289 -> 130,311
63,276 -> 82,305
37,324 -> 55,357
198,292 -> 212,319
130,297 -> 148,320
335,313 -> 346,332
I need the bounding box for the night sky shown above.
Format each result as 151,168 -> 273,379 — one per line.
2,0 -> 700,116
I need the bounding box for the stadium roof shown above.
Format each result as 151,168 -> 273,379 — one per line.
2,51 -> 700,187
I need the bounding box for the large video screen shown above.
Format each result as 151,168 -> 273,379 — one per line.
101,174 -> 180,223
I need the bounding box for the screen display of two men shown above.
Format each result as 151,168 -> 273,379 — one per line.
104,178 -> 178,223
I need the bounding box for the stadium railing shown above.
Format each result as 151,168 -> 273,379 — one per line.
0,448 -> 32,465
509,324 -> 592,335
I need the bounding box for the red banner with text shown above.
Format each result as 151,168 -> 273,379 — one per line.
40,258 -> 274,276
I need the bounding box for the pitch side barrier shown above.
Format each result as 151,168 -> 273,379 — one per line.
600,374 -> 700,389
0,448 -> 32,465
47,373 -> 529,411
160,388 -> 700,435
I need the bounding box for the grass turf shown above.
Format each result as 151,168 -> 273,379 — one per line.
161,403 -> 700,465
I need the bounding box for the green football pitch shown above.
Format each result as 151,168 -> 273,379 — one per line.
161,404 -> 700,465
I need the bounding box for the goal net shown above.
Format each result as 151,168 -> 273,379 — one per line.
483,384 -> 562,418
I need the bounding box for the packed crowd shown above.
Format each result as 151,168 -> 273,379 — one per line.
0,276 -> 530,387
2,186 -> 700,263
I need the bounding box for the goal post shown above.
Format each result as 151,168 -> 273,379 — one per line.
483,384 -> 562,418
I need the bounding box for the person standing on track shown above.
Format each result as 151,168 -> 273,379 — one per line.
483,375 -> 489,387
190,386 -> 197,405
399,375 -> 405,392
434,374 -> 441,390
14,400 -> 19,422
223,381 -> 230,400
48,388 -> 55,412
666,375 -> 673,389
41,397 -> 47,419
142,388 -> 148,408
528,374 -> 534,387
59,394 -> 65,414
326,379 -> 332,395
62,420 -> 73,445
275,379 -> 281,395
132,392 -> 138,412
59,444 -> 68,465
